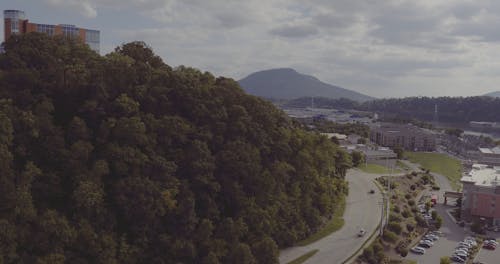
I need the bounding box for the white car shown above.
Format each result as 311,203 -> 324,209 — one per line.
420,239 -> 434,245
455,249 -> 468,256
455,246 -> 469,252
451,254 -> 466,263
458,242 -> 472,248
410,246 -> 426,254
357,229 -> 366,237
424,234 -> 439,241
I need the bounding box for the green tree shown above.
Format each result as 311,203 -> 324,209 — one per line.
440,256 -> 451,264
351,150 -> 365,167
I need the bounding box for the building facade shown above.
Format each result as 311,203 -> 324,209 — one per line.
4,10 -> 100,53
369,124 -> 436,151
461,164 -> 500,226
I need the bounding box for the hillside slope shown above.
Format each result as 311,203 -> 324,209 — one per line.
0,33 -> 351,263
238,68 -> 373,102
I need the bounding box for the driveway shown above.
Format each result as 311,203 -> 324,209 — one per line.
279,169 -> 388,264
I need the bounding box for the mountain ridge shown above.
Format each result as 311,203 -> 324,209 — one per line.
238,68 -> 374,102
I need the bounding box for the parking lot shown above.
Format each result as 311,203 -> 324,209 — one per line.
405,203 -> 496,263
474,240 -> 500,263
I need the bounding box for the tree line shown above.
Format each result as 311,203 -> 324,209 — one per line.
283,96 -> 500,123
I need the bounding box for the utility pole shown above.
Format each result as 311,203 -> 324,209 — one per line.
379,197 -> 385,237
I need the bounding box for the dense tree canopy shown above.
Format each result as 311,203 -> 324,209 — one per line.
360,96 -> 500,123
0,33 -> 350,263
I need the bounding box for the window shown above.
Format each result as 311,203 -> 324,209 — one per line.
36,24 -> 55,36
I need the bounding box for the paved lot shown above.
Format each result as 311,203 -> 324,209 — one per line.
279,169 -> 388,264
475,246 -> 500,264
405,203 -> 471,263
402,160 -> 472,263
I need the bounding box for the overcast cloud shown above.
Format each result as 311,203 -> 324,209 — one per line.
4,0 -> 500,97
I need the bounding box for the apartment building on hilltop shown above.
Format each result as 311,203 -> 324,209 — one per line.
3,10 -> 99,53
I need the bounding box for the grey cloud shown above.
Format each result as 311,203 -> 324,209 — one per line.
451,18 -> 500,42
269,24 -> 318,38
215,12 -> 251,28
312,12 -> 357,29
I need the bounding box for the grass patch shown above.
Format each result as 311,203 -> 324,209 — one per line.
296,197 -> 345,246
360,163 -> 393,174
396,160 -> 410,171
404,152 -> 462,190
287,249 -> 319,264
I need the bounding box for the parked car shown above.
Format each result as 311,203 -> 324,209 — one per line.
410,246 -> 426,254
369,189 -> 375,194
357,229 -> 366,237
455,249 -> 469,256
424,234 -> 439,241
420,239 -> 434,246
464,239 -> 477,247
418,242 -> 431,248
455,246 -> 469,251
430,230 -> 443,236
484,239 -> 498,246
458,241 -> 472,248
451,255 -> 466,263
483,243 -> 496,250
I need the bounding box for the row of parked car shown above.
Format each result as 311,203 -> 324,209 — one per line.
449,236 -> 477,263
482,237 -> 498,250
410,231 -> 442,255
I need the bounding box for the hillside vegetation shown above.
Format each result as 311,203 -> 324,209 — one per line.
0,33 -> 351,263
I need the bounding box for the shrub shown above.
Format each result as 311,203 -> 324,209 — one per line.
410,184 -> 416,191
372,242 -> 383,253
432,185 -> 440,190
411,171 -> 418,176
406,223 -> 415,232
405,194 -> 411,200
402,210 -> 411,218
408,199 -> 415,206
411,206 -> 418,213
388,222 -> 402,235
382,230 -> 398,243
399,247 -> 408,257
435,216 -> 443,229
393,206 -> 401,213
415,215 -> 427,227
362,246 -> 374,261
390,213 -> 402,223
431,210 -> 437,220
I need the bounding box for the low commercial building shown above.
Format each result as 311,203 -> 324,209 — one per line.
461,164 -> 500,225
475,147 -> 500,165
369,124 -> 436,151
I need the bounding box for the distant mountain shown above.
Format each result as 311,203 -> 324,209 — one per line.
485,91 -> 500,97
238,68 -> 374,102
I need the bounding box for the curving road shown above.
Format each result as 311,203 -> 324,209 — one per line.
279,169 -> 392,264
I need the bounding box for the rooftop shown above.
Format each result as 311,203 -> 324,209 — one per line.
479,147 -> 500,155
461,164 -> 500,187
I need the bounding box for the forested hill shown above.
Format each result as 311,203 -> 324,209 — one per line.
360,97 -> 500,122
0,33 -> 351,263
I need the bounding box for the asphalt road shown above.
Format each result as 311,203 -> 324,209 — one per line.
279,169 -> 387,264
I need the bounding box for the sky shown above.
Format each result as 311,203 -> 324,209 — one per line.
3,0 -> 500,98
